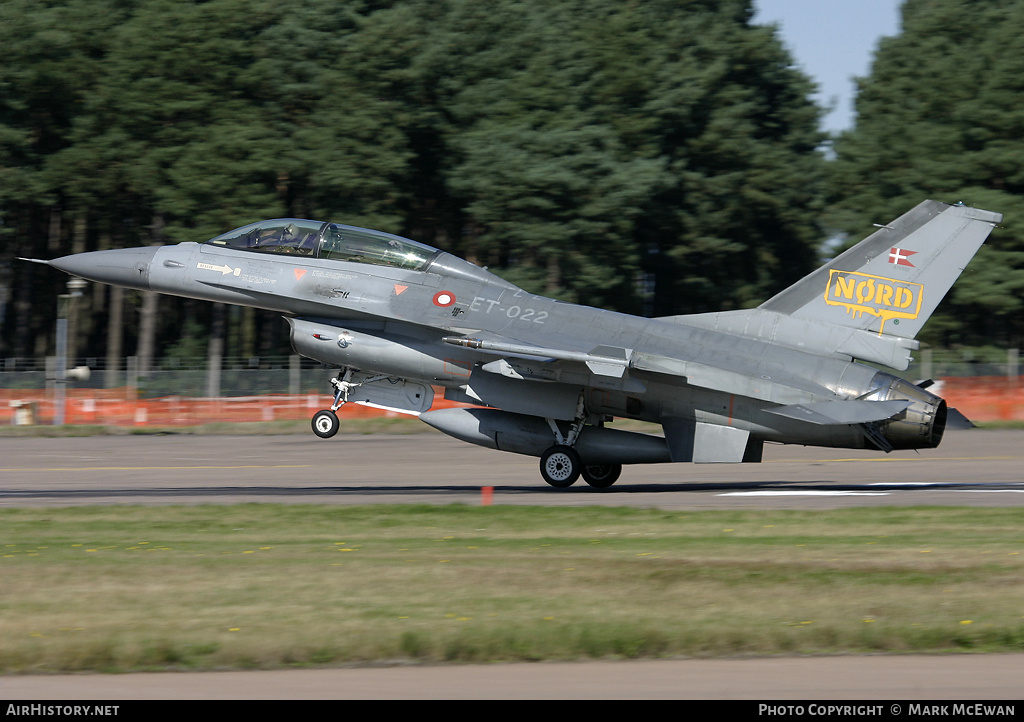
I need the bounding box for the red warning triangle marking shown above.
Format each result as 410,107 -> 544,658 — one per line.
394,284 -> 408,295
294,269 -> 307,281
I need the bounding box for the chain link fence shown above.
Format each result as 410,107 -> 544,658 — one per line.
1,349 -> 1020,396
0,349 -> 1021,426
0,355 -> 336,397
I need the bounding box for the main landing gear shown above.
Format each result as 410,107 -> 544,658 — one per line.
538,445 -> 623,489
537,401 -> 623,489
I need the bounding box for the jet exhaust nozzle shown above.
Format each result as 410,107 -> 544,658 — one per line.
866,372 -> 948,449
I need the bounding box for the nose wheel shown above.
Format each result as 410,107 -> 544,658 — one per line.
311,409 -> 340,438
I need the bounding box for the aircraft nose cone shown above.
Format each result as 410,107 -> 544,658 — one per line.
49,246 -> 158,291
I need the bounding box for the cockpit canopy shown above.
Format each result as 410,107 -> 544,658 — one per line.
205,219 -> 439,271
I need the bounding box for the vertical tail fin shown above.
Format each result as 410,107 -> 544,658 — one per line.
760,200 -> 1002,338
671,201 -> 1003,370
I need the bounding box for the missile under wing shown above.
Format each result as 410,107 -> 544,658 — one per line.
35,201 -> 1002,488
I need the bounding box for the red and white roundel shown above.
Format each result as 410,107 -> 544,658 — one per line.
433,291 -> 456,307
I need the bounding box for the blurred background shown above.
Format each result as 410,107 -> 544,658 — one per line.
2,0 -> 1022,424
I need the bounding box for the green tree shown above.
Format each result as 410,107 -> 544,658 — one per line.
829,0 -> 1024,347
0,0 -> 133,357
37,0 -> 413,360
1,0 -> 828,367
405,0 -> 827,315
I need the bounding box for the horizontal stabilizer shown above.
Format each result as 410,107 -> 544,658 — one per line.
945,407 -> 975,430
766,399 -> 912,426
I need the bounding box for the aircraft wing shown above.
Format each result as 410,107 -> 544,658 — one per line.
628,350 -> 832,400
446,331 -> 918,458
443,334 -> 630,377
445,334 -> 836,402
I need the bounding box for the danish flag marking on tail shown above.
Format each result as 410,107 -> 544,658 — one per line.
888,248 -> 917,267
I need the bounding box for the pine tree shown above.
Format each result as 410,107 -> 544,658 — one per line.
410,0 -> 827,314
829,0 -> 1024,347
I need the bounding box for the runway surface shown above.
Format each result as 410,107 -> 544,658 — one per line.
2,428 -> 1022,699
3,655 -> 1022,700
1,428 -> 1022,509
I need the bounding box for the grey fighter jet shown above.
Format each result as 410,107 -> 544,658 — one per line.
33,201 -> 1002,488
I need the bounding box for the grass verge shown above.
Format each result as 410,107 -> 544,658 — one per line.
1,504 -> 1022,672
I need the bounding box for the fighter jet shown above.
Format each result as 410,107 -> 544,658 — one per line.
32,200 -> 1001,487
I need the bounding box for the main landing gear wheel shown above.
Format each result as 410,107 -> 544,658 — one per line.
311,409 -> 340,439
581,463 -> 622,489
540,445 -> 581,488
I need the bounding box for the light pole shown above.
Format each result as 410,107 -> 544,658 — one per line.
54,277 -> 88,425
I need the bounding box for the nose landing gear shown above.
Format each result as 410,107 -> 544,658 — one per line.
310,369 -> 368,439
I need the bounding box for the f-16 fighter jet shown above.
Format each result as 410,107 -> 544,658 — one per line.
33,200 -> 1001,487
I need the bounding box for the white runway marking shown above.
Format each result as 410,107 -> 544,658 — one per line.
947,489 -> 1024,493
719,490 -> 890,497
722,485 -> 1024,498
869,482 -> 1024,493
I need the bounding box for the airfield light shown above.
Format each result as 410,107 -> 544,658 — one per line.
53,277 -> 89,425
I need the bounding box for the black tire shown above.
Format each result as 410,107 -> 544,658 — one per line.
311,409 -> 340,439
581,463 -> 622,489
539,445 -> 581,488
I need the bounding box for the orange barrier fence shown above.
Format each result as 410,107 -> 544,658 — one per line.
937,377 -> 1024,423
2,377 -> 1022,426
0,387 -> 469,427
